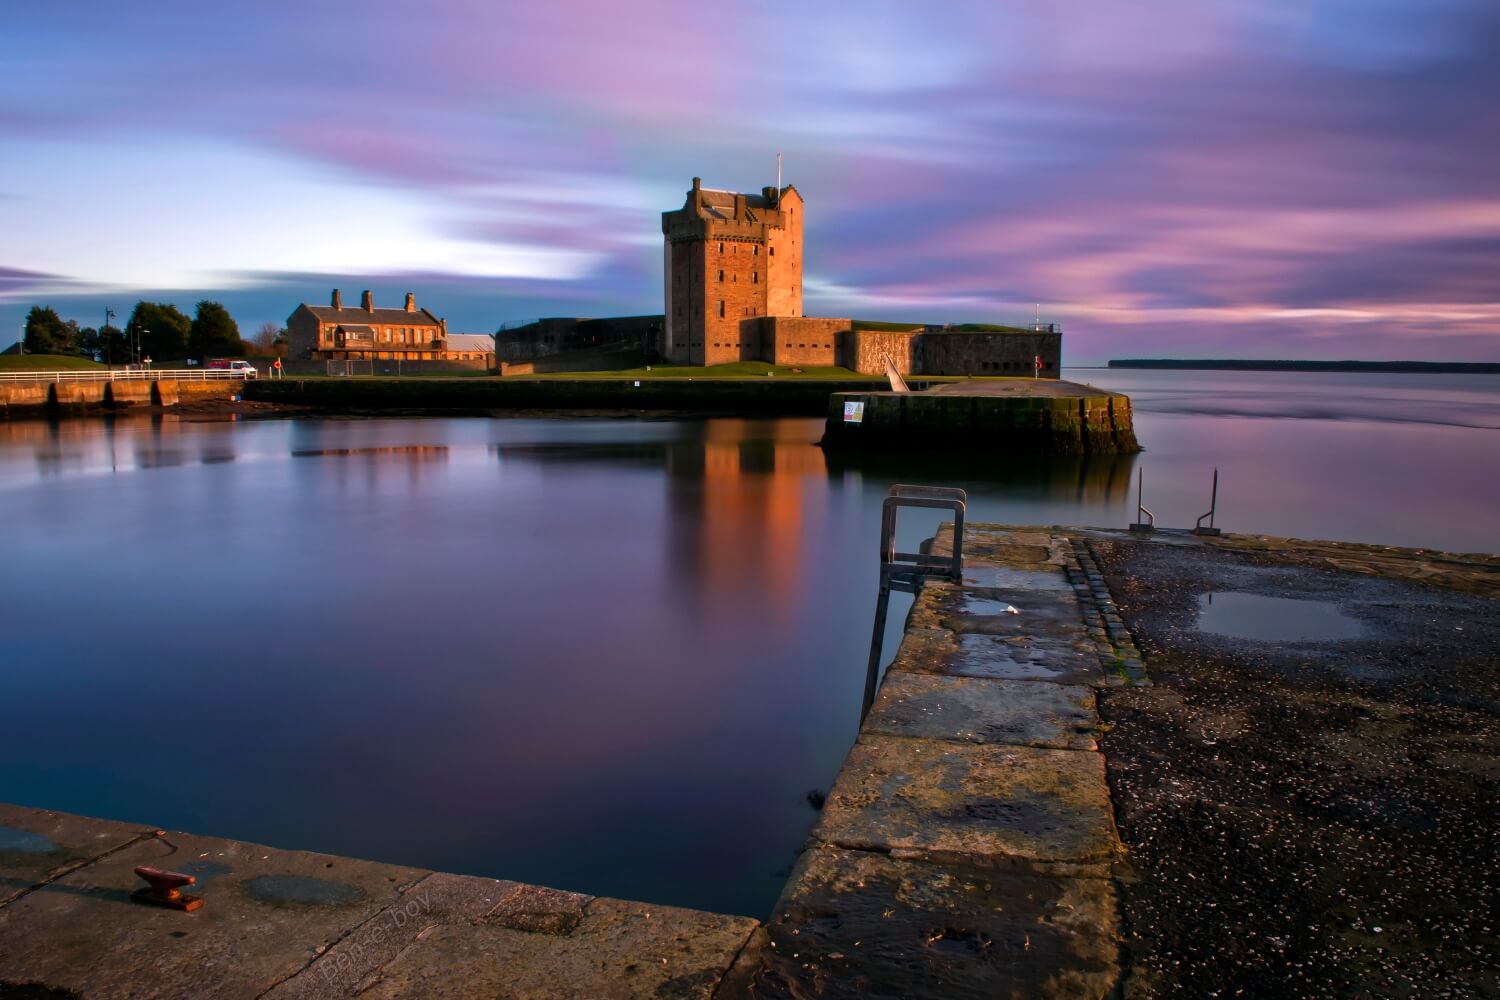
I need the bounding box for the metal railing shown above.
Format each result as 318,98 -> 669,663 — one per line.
0,369 -> 250,383
862,484 -> 967,720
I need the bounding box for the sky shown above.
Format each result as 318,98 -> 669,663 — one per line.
2,0 -> 1497,362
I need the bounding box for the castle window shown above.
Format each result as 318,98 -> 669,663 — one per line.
718,242 -> 724,254
754,246 -> 759,256
718,301 -> 725,318
769,247 -> 775,256
718,269 -> 724,282
753,272 -> 758,284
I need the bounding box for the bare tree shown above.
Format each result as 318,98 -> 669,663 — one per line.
251,322 -> 287,357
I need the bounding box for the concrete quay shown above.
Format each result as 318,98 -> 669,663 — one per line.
0,524 -> 1142,998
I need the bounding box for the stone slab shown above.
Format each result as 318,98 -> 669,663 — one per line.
890,626 -> 1104,687
750,847 -> 1119,1000
0,803 -> 153,905
909,585 -> 1090,640
0,828 -> 428,999
961,562 -> 1076,592
265,871 -> 513,999
352,895 -> 758,999
864,671 -> 1098,751
812,735 -> 1119,876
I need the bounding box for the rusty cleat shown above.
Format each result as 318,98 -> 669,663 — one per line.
132,865 -> 203,912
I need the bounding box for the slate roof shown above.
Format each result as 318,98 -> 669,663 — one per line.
444,334 -> 495,353
302,305 -> 442,327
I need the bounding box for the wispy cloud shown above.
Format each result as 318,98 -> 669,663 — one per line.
0,0 -> 1496,359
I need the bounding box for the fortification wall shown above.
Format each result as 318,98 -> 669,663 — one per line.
750,317 -> 849,367
839,329 -> 920,375
919,331 -> 1062,378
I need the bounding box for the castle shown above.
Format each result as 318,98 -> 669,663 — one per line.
660,176 -> 1062,377
662,177 -> 804,365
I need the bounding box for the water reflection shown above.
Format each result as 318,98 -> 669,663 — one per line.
1,372 -> 1496,919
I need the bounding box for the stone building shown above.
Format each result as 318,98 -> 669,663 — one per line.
658,177 -> 1062,377
662,178 -> 803,365
286,290 -> 451,362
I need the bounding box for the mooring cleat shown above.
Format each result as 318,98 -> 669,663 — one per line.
131,865 -> 203,912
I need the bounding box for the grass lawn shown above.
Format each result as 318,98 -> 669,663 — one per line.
0,353 -> 105,371
852,319 -> 924,332
523,360 -> 883,381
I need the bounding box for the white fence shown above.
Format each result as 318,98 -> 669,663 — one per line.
0,369 -> 250,383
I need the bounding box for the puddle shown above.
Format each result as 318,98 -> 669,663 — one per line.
244,874 -> 364,907
0,826 -> 57,854
1196,592 -> 1366,642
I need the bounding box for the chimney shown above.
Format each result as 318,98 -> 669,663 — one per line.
734,193 -> 746,218
361,290 -> 374,312
332,289 -> 342,309
405,292 -> 416,313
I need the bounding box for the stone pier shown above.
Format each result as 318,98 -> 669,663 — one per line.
738,525 -> 1139,998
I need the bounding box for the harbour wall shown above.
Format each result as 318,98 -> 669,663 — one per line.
0,379 -> 241,418
822,390 -> 1141,454
245,376 -> 893,415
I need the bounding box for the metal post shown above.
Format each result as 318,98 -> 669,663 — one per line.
1130,467 -> 1155,532
1194,468 -> 1221,536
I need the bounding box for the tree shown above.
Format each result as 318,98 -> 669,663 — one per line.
189,300 -> 244,358
250,321 -> 281,355
99,324 -> 126,365
77,326 -> 100,359
124,302 -> 191,361
23,306 -> 76,355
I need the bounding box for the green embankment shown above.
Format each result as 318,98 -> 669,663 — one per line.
527,361 -> 880,381
246,373 -> 888,415
0,354 -> 105,371
850,320 -> 1039,334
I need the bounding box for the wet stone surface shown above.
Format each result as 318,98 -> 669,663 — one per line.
812,735 -> 1119,877
0,827 -> 426,999
1091,533 -> 1500,998
863,671 -> 1099,751
0,804 -> 150,906
749,848 -> 1119,1000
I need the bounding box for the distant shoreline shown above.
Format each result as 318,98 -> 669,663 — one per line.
1107,359 -> 1500,374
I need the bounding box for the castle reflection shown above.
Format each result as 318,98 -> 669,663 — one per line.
494,417 -> 1136,620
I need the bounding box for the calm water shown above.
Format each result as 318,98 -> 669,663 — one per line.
1,370 -> 1495,917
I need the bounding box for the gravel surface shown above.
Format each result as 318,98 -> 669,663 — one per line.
1093,538 -> 1499,999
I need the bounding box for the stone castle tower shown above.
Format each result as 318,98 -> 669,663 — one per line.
661,177 -> 803,365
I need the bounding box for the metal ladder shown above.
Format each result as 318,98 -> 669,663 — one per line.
862,485 -> 967,720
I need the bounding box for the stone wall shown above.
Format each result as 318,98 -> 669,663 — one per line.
919,330 -> 1062,378
839,329 -> 920,375
497,316 -> 662,363
822,390 -> 1140,454
748,316 -> 850,367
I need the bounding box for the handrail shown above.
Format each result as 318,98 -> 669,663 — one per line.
863,484 -> 967,720
0,369 -> 250,383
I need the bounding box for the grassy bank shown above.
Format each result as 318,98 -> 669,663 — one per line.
526,360 -> 882,381
245,373 -> 883,415
0,354 -> 105,371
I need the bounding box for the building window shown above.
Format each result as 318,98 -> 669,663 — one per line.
718,269 -> 724,282
769,247 -> 775,256
718,301 -> 725,318
754,246 -> 759,256
753,272 -> 758,283
718,242 -> 724,254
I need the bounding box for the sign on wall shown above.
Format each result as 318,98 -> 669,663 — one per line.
843,400 -> 865,423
